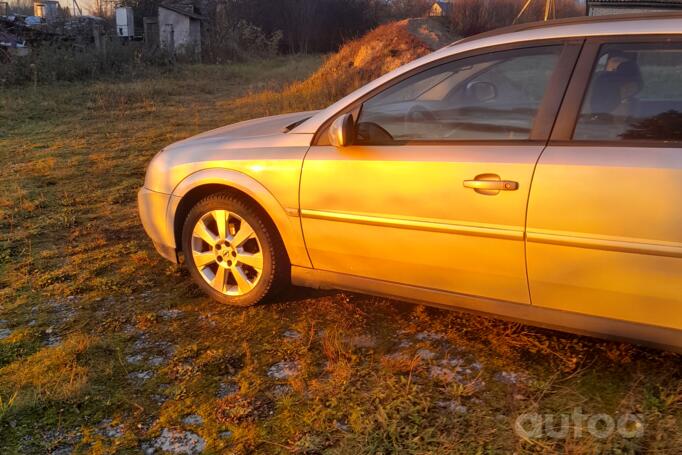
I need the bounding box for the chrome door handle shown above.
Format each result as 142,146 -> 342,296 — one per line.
463,179 -> 518,191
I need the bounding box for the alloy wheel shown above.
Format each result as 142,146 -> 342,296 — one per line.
190,209 -> 264,296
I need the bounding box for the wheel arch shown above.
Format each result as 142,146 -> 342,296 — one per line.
169,169 -> 311,268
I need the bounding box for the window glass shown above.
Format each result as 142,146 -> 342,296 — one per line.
574,42 -> 682,141
355,46 -> 562,144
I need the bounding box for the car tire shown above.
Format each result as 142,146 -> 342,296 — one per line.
181,192 -> 288,306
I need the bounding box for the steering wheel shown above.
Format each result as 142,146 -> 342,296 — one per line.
442,122 -> 517,140
406,105 -> 437,123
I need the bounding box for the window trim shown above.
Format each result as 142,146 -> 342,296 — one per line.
312,38 -> 582,146
550,34 -> 682,147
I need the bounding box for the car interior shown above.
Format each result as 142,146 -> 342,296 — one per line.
354,49 -> 560,144
351,43 -> 682,145
576,46 -> 682,140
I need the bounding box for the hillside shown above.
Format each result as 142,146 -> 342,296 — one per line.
309,17 -> 457,98
227,17 -> 458,116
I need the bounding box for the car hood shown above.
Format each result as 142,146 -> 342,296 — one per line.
167,110 -> 319,150
144,110 -> 319,194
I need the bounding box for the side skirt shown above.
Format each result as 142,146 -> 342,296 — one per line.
291,266 -> 682,353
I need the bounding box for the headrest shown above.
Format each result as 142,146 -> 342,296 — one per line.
589,60 -> 643,114
613,60 -> 643,93
590,72 -> 622,114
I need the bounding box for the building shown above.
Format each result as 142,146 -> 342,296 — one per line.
587,0 -> 682,15
429,1 -> 453,17
158,3 -> 205,60
144,16 -> 160,49
33,0 -> 59,22
115,6 -> 135,38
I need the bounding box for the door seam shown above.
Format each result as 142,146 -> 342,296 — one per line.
297,145 -> 315,268
523,39 -> 586,306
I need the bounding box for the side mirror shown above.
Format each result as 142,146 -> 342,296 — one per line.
328,113 -> 354,147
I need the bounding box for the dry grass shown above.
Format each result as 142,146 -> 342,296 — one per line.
0,334 -> 92,407
225,18 -> 453,119
0,36 -> 681,454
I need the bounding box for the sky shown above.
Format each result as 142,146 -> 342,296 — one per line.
67,0 -> 98,16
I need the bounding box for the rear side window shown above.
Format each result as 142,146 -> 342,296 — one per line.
574,42 -> 682,142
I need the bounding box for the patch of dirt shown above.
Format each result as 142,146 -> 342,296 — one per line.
217,382 -> 239,398
283,329 -> 301,339
128,370 -> 154,381
147,428 -> 205,455
215,394 -> 275,425
97,419 -> 125,439
267,360 -> 300,380
181,414 -> 203,426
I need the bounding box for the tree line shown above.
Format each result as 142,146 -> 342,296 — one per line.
6,0 -> 583,58
215,0 -> 432,54
213,0 -> 582,54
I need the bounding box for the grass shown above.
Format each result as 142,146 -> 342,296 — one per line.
0,53 -> 681,454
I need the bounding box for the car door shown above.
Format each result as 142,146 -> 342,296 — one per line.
527,37 -> 682,330
299,42 -> 580,304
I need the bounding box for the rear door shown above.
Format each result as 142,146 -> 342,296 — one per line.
527,37 -> 682,330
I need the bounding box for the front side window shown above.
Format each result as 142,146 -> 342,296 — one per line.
355,46 -> 562,144
574,42 -> 682,142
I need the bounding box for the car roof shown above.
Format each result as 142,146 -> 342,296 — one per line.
452,12 -> 682,46
291,13 -> 682,135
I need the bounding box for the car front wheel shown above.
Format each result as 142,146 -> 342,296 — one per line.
181,192 -> 287,306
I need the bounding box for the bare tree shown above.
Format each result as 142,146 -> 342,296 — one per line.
280,0 -> 319,54
449,0 -> 515,37
449,0 -> 583,37
385,0 -> 431,19
229,0 -> 378,54
7,0 -> 35,15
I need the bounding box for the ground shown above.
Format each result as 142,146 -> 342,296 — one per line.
1,55 -> 681,455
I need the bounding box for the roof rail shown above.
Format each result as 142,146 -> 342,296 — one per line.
450,12 -> 682,47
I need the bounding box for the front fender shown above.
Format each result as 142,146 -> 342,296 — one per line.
168,168 -> 311,268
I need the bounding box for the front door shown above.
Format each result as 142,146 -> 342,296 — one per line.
300,43 -> 578,304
